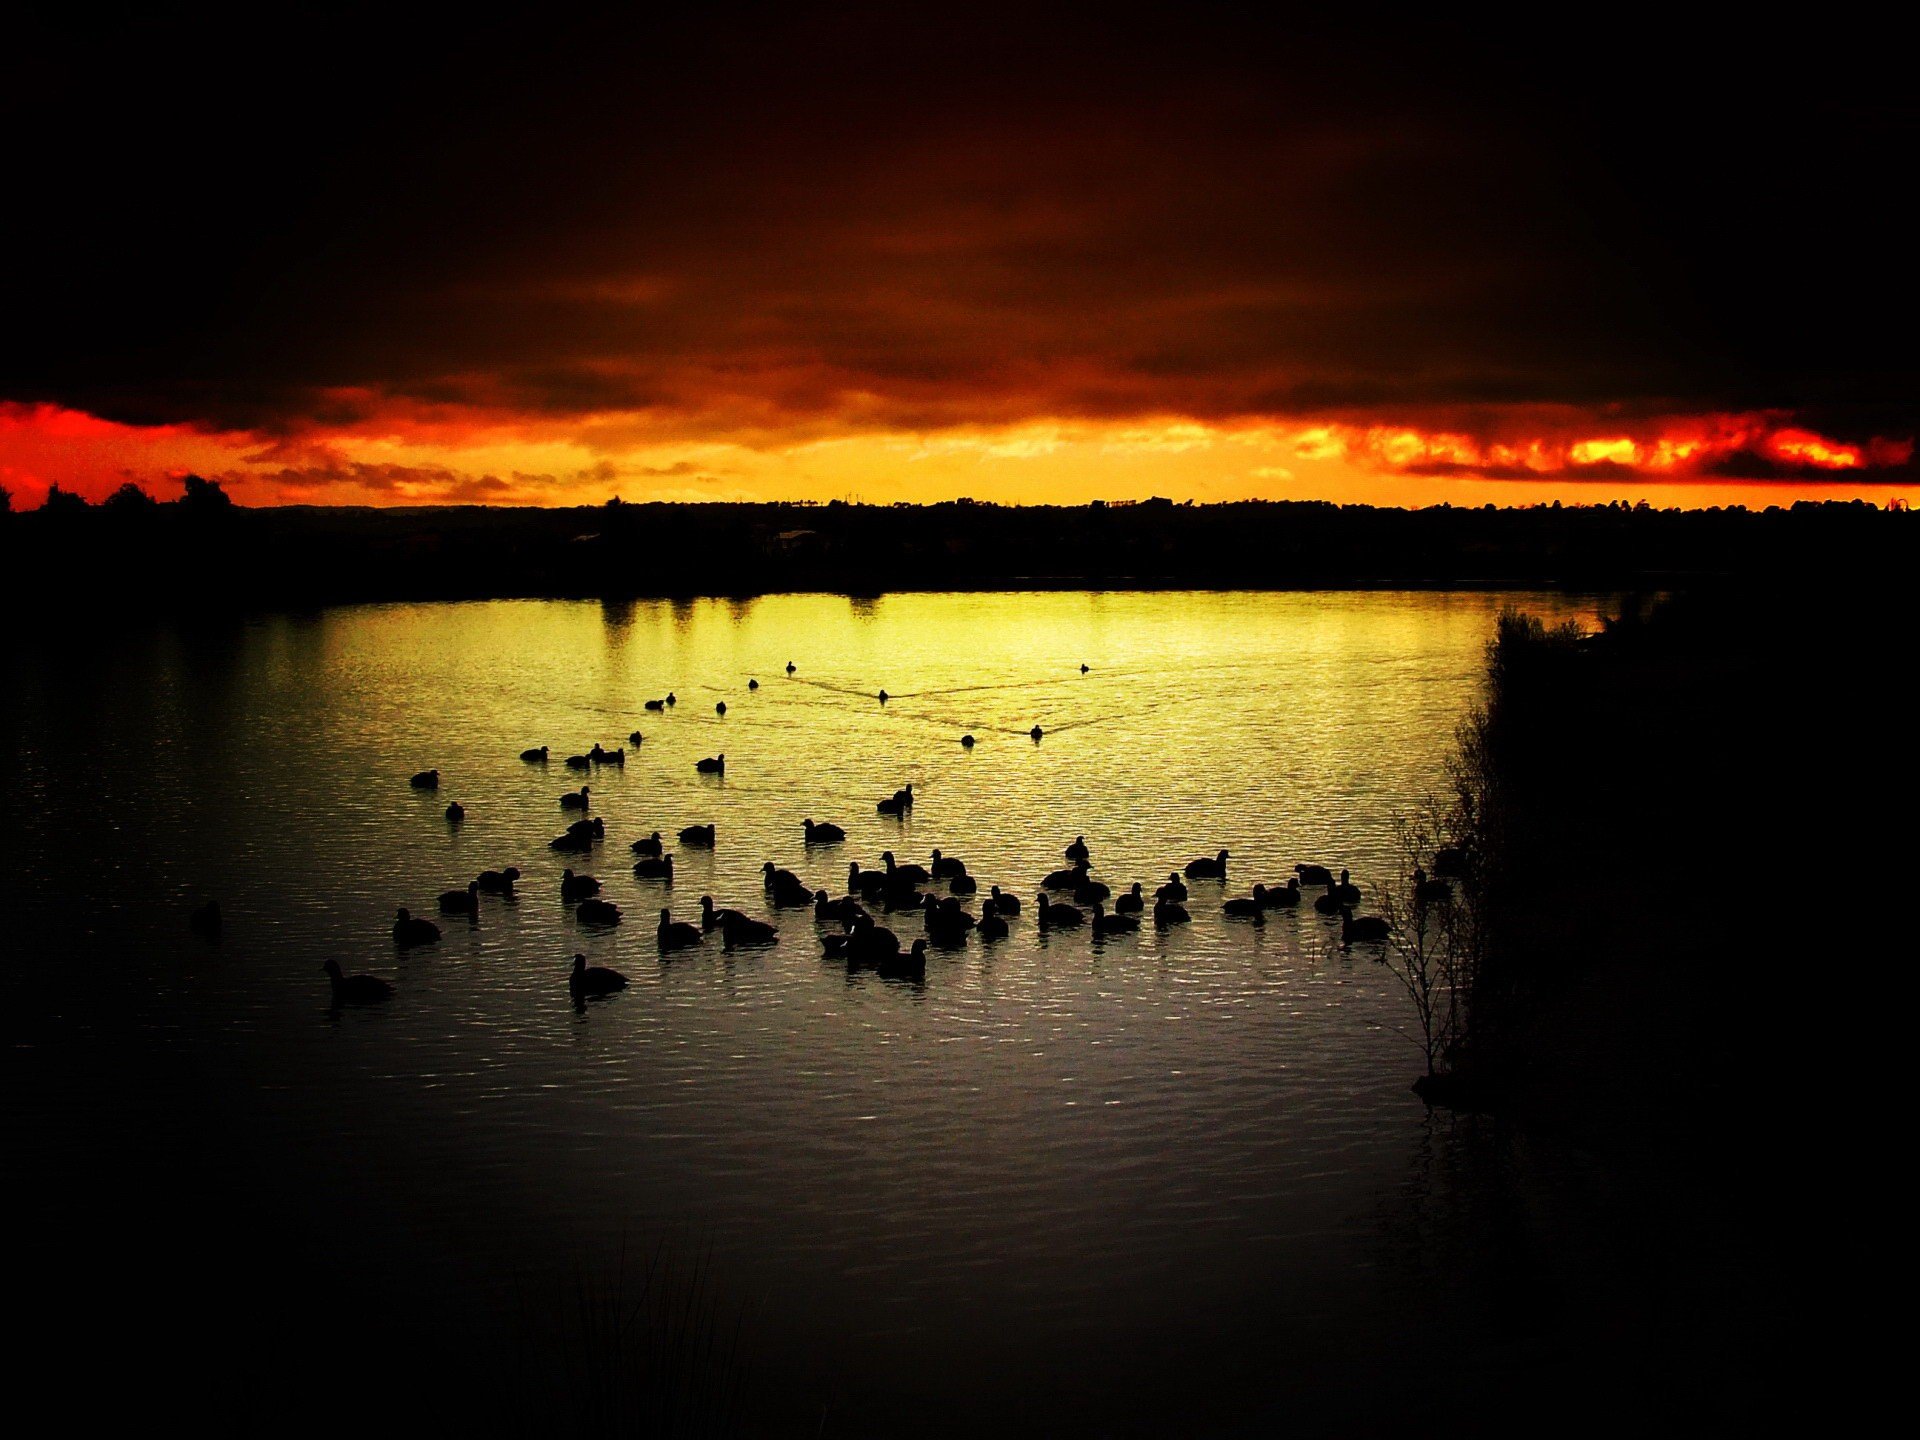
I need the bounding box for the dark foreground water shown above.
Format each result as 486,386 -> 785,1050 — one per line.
6,591 -> 1764,1435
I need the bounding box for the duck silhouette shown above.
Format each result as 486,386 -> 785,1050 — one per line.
1030,726 -> 1044,741
977,899 -> 1009,941
748,679 -> 759,690
628,731 -> 645,746
1153,898 -> 1190,927
695,755 -> 725,774
445,801 -> 465,823
1156,872 -> 1188,903
1184,850 -> 1229,880
632,831 -> 664,857
1224,887 -> 1268,917
657,908 -> 702,950
722,913 -> 779,948
1114,883 -> 1144,914
569,953 -> 626,998
632,854 -> 675,880
699,894 -> 748,931
438,882 -> 480,916
678,823 -> 716,846
520,746 -> 549,762
1331,870 -> 1362,905
1341,907 -> 1390,944
565,754 -> 592,771
1262,878 -> 1303,908
410,769 -> 439,789
324,959 -> 393,1004
476,867 -> 520,895
644,698 -> 665,712
988,885 -> 1021,916
961,734 -> 975,747
1037,893 -> 1083,928
803,818 -> 846,844
716,702 -> 727,716
561,869 -> 600,901
560,787 -> 590,810
786,661 -> 797,674
1064,836 -> 1091,863
877,937 -> 927,979
1091,901 -> 1137,937
881,851 -> 930,885
392,908 -> 440,947
576,898 -> 622,927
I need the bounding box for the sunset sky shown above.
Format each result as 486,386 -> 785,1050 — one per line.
4,6 -> 1913,509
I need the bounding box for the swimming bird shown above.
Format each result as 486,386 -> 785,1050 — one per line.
949,872 -> 978,895
846,916 -> 902,966
1114,883 -> 1144,914
763,862 -> 812,907
748,679 -> 759,690
878,689 -> 889,703
565,754 -> 591,771
1261,878 -> 1303,907
1080,663 -> 1090,673
1313,884 -> 1345,916
392,908 -> 440,947
564,817 -> 605,840
476,867 -> 520,895
929,849 -> 967,880
569,953 -> 626,998
1331,869 -> 1362,905
323,959 -> 393,1004
560,786 -> 590,810
1184,850 -> 1230,879
644,698 -> 665,712
678,823 -> 716,846
695,754 -> 725,774
988,885 -> 1021,916
1064,836 -> 1091,863
1037,893 -> 1083,928
847,862 -> 888,900
722,913 -> 778,948
657,908 -> 702,950
923,895 -> 976,941
977,900 -> 1009,941
803,818 -> 846,844
1030,726 -> 1044,741
628,731 -> 644,746
561,869 -> 600,901
594,747 -> 624,766
520,746 -> 549,762
410,769 -> 439,789
787,661 -> 796,673
1156,872 -> 1188,903
632,855 -> 675,880
715,702 -> 727,716
1042,861 -> 1089,890
1224,886 -> 1269,918
1091,901 -> 1137,937
1341,908 -> 1390,944
881,851 -> 930,885
632,830 -> 664,856
961,734 -> 975,748
699,894 -> 747,931
1413,867 -> 1453,904
439,882 -> 480,916
445,801 -> 465,822
1153,898 -> 1190,927
576,898 -> 621,927
550,831 -> 593,853
666,692 -> 677,706
1071,875 -> 1111,905
1295,864 -> 1334,887
878,938 -> 927,980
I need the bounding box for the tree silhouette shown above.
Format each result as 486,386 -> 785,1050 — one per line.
104,482 -> 158,513
40,484 -> 90,515
180,473 -> 233,512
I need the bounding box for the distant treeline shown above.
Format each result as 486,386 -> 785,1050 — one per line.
1,481 -> 1911,607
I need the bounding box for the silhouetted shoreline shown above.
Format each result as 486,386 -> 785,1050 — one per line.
2,491 -> 1909,609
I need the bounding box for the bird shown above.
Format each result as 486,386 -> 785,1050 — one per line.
410,769 -> 439,789
565,754 -> 591,771
763,863 -> 814,908
1080,663 -> 1090,673
878,689 -> 889,703
1155,873 -> 1188,903
988,886 -> 1021,916
1065,836 -> 1091,863
560,869 -> 600,901
803,818 -> 846,843
878,938 -> 928,980
569,953 -> 626,998
1314,884 -> 1345,916
1042,862 -> 1087,890
929,849 -> 966,879
923,895 -> 976,941
1331,869 -> 1362,905
748,678 -> 759,690
699,894 -> 748,931
678,823 -> 716,846
438,882 -> 480,916
323,960 -> 393,1004
1115,883 -> 1145,914
1261,879 -> 1303,907
1037,893 -> 1083,928
1295,864 -> 1334,887
846,861 -> 887,899
445,801 -> 465,822
550,830 -> 593,853
722,913 -> 779,948
961,734 -> 975,748
520,746 -> 549,762
560,787 -> 590,810
1413,867 -> 1453,904
1071,875 -> 1111,905
593,746 -> 624,766
628,731 -> 644,746
1030,726 -> 1043,741
949,872 -> 978,895
392,908 -> 440,947
695,754 -> 725,774
881,851 -> 929,885
644,698 -> 665,712
632,831 -> 664,856
1091,901 -> 1137,937
845,916 -> 902,966
632,855 -> 674,880
1153,898 -> 1190,927
576,898 -> 621,927
1224,887 -> 1269,917
1342,908 -> 1390,944
665,692 -> 677,706
656,908 -> 702,950
786,661 -> 796,673
977,900 -> 1009,941
716,701 -> 727,716
1185,849 -> 1230,879
476,867 -> 520,894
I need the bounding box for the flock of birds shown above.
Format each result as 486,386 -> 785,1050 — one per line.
299,664 -> 1446,1009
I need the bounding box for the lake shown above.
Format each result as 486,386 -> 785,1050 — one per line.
11,588 -> 1706,1436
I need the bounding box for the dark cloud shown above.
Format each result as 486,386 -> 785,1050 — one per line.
4,5 -> 1915,462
